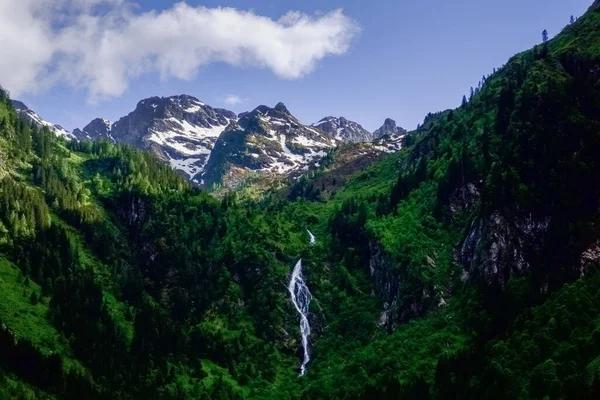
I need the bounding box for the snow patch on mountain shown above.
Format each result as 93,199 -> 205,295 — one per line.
166,155 -> 204,179
373,131 -> 407,153
372,118 -> 407,153
147,117 -> 229,156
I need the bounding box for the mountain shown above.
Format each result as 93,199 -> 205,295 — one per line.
311,116 -> 372,142
372,117 -> 407,139
58,98 -> 408,188
72,118 -> 113,141
4,4 -> 600,399
200,102 -> 337,187
72,99 -> 405,187
367,118 -> 407,153
75,94 -> 237,180
11,100 -> 74,139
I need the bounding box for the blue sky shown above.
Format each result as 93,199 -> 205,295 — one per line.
12,0 -> 593,132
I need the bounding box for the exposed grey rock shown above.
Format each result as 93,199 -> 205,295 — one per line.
459,212 -> 551,288
373,118 -> 407,139
368,240 -> 436,330
449,183 -> 481,216
580,241 -> 600,275
72,118 -> 112,141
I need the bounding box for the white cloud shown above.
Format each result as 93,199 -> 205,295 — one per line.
0,0 -> 359,102
224,94 -> 244,106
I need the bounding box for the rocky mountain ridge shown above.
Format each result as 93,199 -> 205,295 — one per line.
201,102 -> 338,187
15,95 -> 408,188
11,100 -> 74,139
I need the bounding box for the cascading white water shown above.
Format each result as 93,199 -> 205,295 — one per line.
288,259 -> 312,376
288,230 -> 316,376
307,229 -> 316,246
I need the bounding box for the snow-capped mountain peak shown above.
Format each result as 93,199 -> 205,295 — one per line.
74,94 -> 238,180
312,116 -> 372,142
11,100 -> 74,139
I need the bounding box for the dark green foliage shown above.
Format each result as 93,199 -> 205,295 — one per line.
434,267 -> 600,399
0,322 -> 101,398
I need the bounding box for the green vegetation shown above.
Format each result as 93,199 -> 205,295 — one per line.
3,3 -> 600,399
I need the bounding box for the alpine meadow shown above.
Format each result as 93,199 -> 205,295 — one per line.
2,1 -> 600,399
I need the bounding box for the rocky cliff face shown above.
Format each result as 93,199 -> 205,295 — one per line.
446,181 -> 553,290
368,240 -> 436,330
312,116 -> 372,142
373,118 -> 407,139
72,118 -> 113,141
459,212 -> 551,289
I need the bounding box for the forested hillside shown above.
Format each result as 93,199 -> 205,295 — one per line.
2,2 -> 600,399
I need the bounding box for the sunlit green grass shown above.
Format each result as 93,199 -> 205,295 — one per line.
0,257 -> 84,372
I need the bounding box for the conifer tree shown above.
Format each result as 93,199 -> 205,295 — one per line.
542,29 -> 549,42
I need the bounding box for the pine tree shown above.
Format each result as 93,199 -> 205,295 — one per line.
542,29 -> 549,43
469,87 -> 475,99
462,95 -> 468,107
30,292 -> 38,305
570,15 -> 575,24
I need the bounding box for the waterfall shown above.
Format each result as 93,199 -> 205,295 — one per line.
307,229 -> 316,245
288,231 -> 315,376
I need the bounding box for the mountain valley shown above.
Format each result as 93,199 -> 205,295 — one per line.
2,2 -> 600,400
